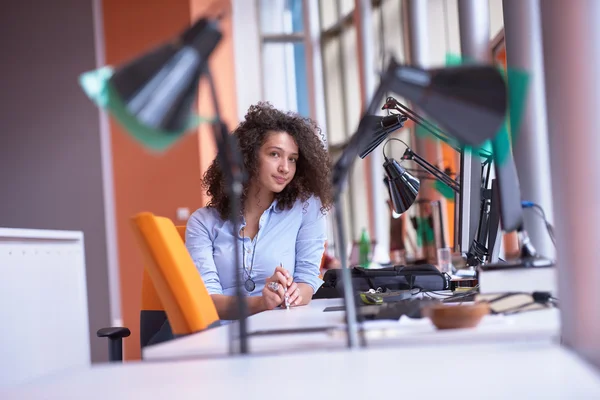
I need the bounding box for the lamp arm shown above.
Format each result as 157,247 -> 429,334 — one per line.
332,76 -> 391,195
402,112 -> 461,152
385,98 -> 462,152
403,148 -> 460,192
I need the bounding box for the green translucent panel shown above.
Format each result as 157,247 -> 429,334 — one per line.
79,67 -> 215,152
497,66 -> 530,164
434,180 -> 455,200
415,216 -> 435,247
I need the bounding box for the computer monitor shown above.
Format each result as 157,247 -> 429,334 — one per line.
457,150 -> 483,257
490,134 -> 525,234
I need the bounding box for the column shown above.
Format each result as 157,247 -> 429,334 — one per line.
502,0 -> 554,259
540,0 -> 600,368
356,0 -> 390,263
405,0 -> 445,263
456,0 -> 486,255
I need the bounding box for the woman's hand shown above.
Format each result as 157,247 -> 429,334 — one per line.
261,266 -> 293,310
284,282 -> 302,307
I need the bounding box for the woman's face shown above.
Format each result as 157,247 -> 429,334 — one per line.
256,131 -> 299,193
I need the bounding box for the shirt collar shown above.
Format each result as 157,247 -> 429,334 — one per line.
239,199 -> 280,225
268,198 -> 279,212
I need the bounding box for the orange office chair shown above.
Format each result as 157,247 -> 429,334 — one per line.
131,212 -> 219,340
98,215 -> 219,362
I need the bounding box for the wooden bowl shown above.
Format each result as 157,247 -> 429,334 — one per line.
423,303 -> 490,330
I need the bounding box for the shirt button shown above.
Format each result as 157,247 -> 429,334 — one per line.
247,249 -> 252,254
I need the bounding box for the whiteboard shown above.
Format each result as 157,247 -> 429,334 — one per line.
0,228 -> 90,387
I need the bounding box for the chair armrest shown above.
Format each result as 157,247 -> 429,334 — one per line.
97,327 -> 131,362
97,327 -> 131,340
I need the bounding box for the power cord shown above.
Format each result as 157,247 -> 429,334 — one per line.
521,201 -> 556,247
493,291 -> 559,315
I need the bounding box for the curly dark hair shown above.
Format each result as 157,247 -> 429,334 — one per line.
203,102 -> 333,219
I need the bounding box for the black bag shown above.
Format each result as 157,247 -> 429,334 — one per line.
314,265 -> 451,299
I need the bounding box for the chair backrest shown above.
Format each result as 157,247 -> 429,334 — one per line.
132,212 -> 219,336
141,225 -> 187,310
139,226 -> 188,348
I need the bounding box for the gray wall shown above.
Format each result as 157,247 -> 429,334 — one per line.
0,1 -> 111,363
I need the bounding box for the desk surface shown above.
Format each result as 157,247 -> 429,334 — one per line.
143,298 -> 561,362
4,343 -> 600,399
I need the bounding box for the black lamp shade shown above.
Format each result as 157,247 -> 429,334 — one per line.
358,114 -> 407,159
382,58 -> 507,147
109,19 -> 222,133
384,158 -> 420,214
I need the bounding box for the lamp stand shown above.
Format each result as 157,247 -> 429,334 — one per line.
211,121 -> 248,355
332,195 -> 361,348
206,71 -> 249,355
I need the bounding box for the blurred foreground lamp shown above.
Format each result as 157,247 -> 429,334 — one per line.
78,18 -> 251,355
333,56 -> 507,349
356,57 -> 508,153
79,19 -> 222,151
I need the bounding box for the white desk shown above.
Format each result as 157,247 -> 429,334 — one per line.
4,343 -> 600,399
143,298 -> 560,362
144,298 -> 345,360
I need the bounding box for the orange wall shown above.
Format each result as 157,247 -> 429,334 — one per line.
441,143 -> 457,247
102,0 -> 236,360
190,0 -> 238,199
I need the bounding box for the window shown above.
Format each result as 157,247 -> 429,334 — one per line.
258,0 -> 310,117
319,0 -> 413,256
319,0 -> 366,251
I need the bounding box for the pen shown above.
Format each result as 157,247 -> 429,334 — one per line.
282,262 -> 290,310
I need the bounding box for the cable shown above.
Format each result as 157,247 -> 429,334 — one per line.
521,201 -> 557,247
501,291 -> 559,315
382,138 -> 409,160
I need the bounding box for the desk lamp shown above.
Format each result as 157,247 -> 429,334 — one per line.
366,94 -> 519,267
360,60 -> 550,294
382,157 -> 420,215
382,140 -> 493,267
333,57 -> 508,348
78,18 -> 251,355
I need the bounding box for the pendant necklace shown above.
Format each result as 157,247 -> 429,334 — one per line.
241,227 -> 258,292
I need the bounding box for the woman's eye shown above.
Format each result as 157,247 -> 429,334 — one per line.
270,152 -> 279,157
289,158 -> 297,163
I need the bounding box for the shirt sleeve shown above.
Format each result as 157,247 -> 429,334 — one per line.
185,209 -> 223,295
294,197 -> 327,294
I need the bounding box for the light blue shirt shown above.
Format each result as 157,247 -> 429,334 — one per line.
185,196 -> 326,297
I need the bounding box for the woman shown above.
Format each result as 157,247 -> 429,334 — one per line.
186,102 -> 333,320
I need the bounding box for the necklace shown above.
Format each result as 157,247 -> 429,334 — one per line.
241,227 -> 258,292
